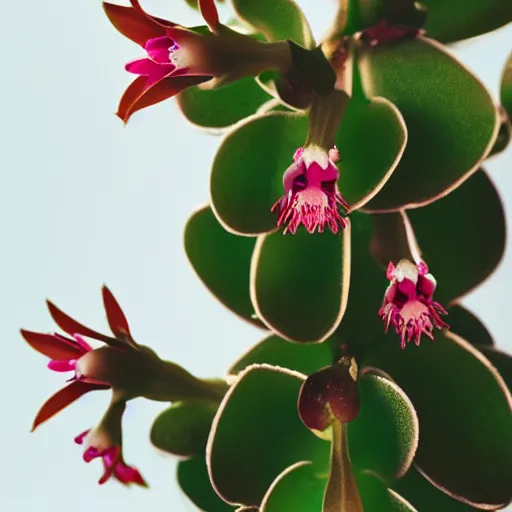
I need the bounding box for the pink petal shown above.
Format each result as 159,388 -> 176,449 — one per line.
144,36 -> 176,63
125,58 -> 176,87
84,446 -> 102,463
73,334 -> 93,352
48,359 -> 76,372
103,2 -> 169,47
98,447 -> 121,485
114,461 -> 148,487
128,0 -> 176,29
116,74 -> 211,123
198,0 -> 219,29
21,329 -> 83,360
102,286 -> 137,345
32,381 -> 108,431
46,301 -> 113,344
74,429 -> 90,445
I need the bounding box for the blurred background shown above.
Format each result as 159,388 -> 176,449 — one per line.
0,1 -> 510,510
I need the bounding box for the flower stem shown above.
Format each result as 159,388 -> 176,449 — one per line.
305,90 -> 349,150
323,420 -> 363,512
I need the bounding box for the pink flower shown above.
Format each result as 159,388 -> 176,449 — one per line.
125,36 -> 184,87
21,286 -> 138,430
379,259 -> 449,348
272,146 -> 349,234
75,428 -> 146,487
104,0 -> 217,122
46,333 -> 92,374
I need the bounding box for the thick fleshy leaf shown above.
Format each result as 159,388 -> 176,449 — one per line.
356,472 -> 417,512
228,334 -> 333,377
46,300 -> 116,345
335,97 -> 406,210
207,364 -> 329,506
349,374 -> 418,482
260,462 -> 325,512
150,401 -> 218,458
502,51 -> 512,120
405,170 -> 505,303
328,212 -> 388,354
184,205 -> 263,327
117,75 -> 211,123
210,103 -> 405,235
250,227 -> 350,343
102,286 -> 134,342
178,456 -> 233,512
477,346 -> 512,391
231,0 -> 314,48
103,2 -> 168,46
490,107 -> 511,157
446,305 -> 494,347
32,381 -> 108,431
394,465 -> 482,512
177,77 -> 271,129
359,37 -> 498,211
421,0 -> 512,43
21,330 -> 83,360
363,331 -> 512,508
369,211 -> 414,267
210,112 -> 308,235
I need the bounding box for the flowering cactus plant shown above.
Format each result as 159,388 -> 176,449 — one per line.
24,0 -> 512,510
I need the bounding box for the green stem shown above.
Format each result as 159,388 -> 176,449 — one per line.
323,421 -> 364,512
305,90 -> 349,149
142,359 -> 229,403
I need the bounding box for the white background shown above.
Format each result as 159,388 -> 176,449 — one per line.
0,1 -> 511,510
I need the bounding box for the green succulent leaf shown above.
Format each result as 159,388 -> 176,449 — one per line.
210,103 -> 406,235
394,465 -> 486,512
349,374 -> 418,482
177,78 -> 271,129
406,170 -> 505,304
501,51 -> 512,121
150,400 -> 217,458
358,37 -> 498,212
336,97 -> 407,210
231,0 -> 314,48
207,364 -> 329,506
250,227 -> 350,342
445,305 -> 494,347
228,334 -> 333,376
261,462 -> 325,512
363,331 -> 512,508
477,346 -> 512,391
184,205 -> 263,327
178,455 -> 234,512
335,0 -> 426,37
490,108 -> 511,156
421,0 -> 512,43
329,212 -> 388,353
356,471 -> 417,511
210,112 -> 308,235
368,211 -> 414,267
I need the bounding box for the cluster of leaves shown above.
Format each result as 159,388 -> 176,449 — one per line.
160,0 -> 512,510
24,0 -> 512,510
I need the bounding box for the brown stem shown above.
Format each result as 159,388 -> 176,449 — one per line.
323,421 -> 364,512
